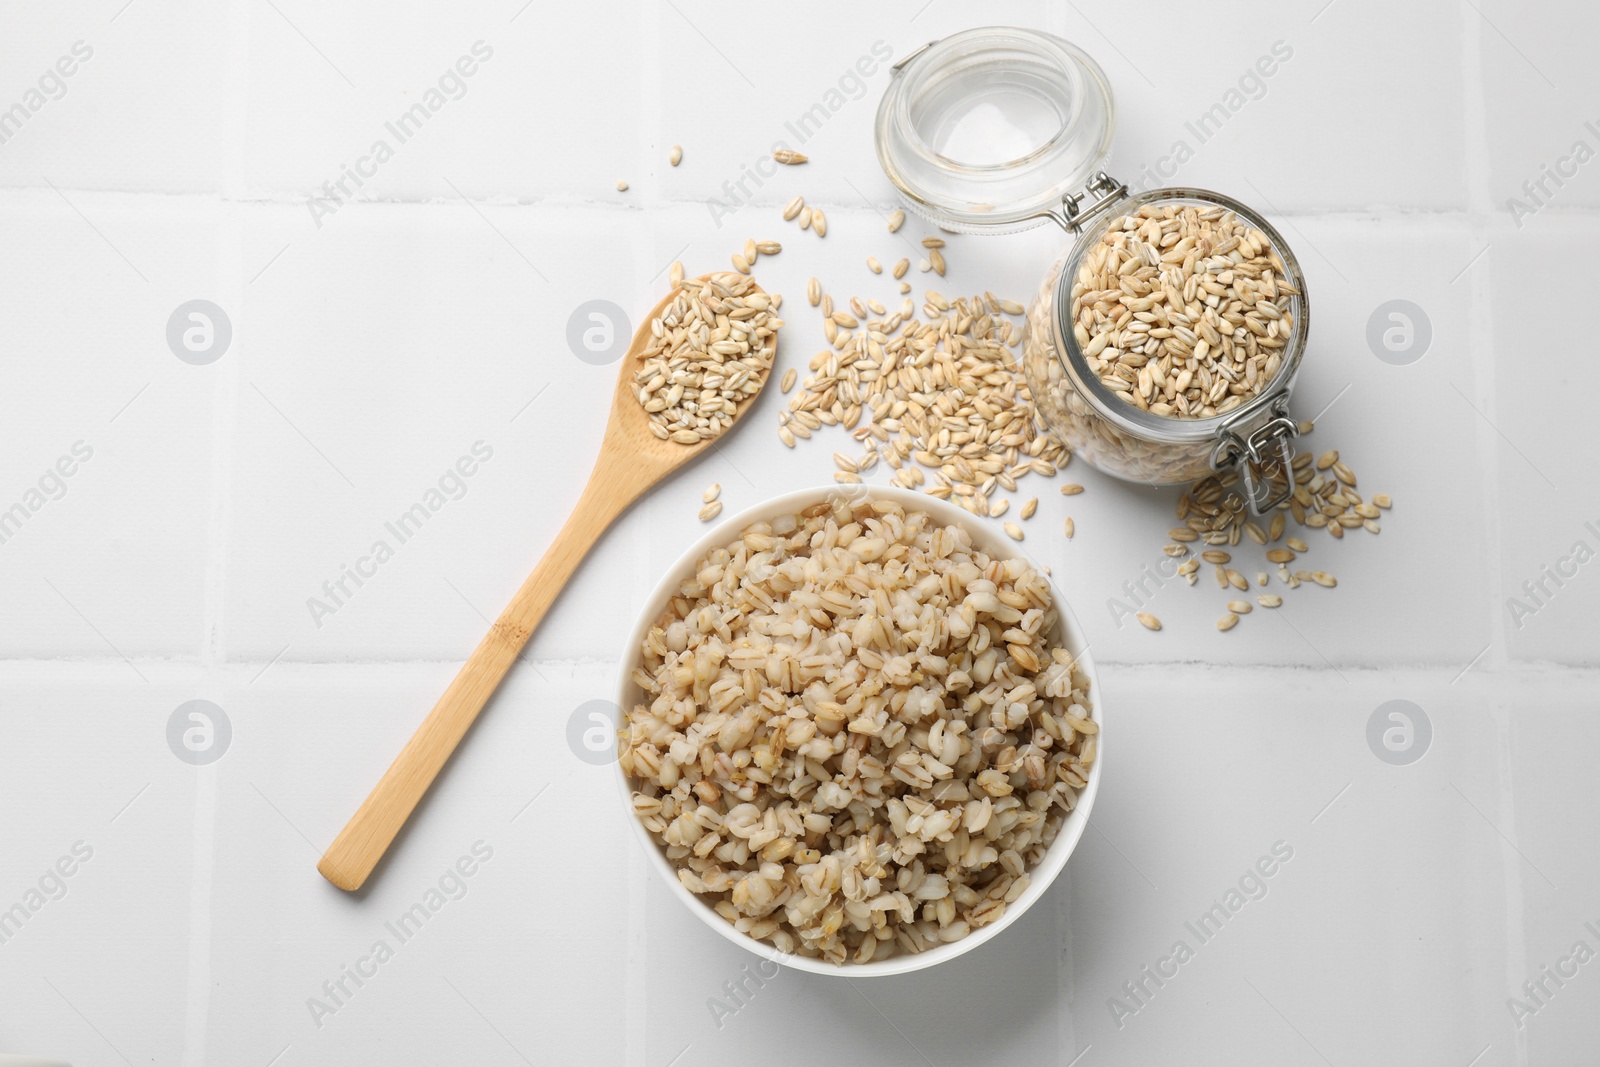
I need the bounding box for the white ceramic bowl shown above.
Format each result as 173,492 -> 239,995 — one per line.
613,485 -> 1103,977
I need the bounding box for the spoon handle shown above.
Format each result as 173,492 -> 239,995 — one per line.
318,458 -> 635,891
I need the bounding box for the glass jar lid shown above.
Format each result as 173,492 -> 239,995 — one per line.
875,27 -> 1116,234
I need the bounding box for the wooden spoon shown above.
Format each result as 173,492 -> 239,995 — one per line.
318,275 -> 777,891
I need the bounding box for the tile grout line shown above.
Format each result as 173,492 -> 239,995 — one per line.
624,4 -> 664,1063
12,184 -> 1600,221
625,830 -> 651,1067
202,4 -> 250,680
1491,683 -> 1531,1067
1458,5 -> 1509,687
177,176 -> 235,1067
1049,0 -> 1079,1038
182,769 -> 220,1067
3,655 -> 1600,678
1056,862 -> 1078,1067
1459,8 -> 1528,1067
180,2 -> 256,1064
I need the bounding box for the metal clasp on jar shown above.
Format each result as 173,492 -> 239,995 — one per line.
1042,172 -> 1127,233
1209,396 -> 1299,515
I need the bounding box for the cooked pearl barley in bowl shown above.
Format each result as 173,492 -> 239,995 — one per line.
613,485 -> 1103,977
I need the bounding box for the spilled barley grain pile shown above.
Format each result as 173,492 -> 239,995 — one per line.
1157,427 -> 1393,632
781,285 -> 1071,520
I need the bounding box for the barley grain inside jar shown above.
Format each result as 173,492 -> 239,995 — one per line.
876,26 -> 1310,512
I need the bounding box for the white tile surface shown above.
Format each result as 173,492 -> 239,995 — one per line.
1083,0 -> 1474,212
1488,218 -> 1600,664
0,5 -> 233,194
2,1 -> 1597,1065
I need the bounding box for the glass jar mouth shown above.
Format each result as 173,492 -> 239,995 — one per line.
876,27 -> 1115,233
898,31 -> 1086,175
1051,186 -> 1311,444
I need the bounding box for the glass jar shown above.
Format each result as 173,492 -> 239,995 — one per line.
875,26 -> 1307,512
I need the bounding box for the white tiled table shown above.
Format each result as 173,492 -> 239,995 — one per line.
1,2 -> 1596,1065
